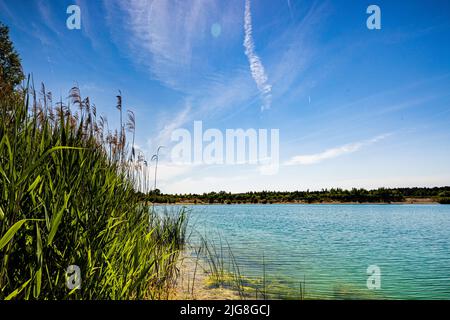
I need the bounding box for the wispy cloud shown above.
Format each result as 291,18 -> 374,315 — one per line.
150,102 -> 192,148
150,68 -> 258,147
285,134 -> 391,166
243,0 -> 272,111
267,2 -> 329,102
287,0 -> 294,21
105,0 -> 226,92
36,0 -> 62,37
103,0 -> 325,140
164,173 -> 247,194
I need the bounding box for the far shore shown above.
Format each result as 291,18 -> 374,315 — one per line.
152,197 -> 441,206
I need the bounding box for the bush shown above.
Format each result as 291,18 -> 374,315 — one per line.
438,198 -> 450,204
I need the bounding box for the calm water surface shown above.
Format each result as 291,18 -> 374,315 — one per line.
176,204 -> 450,299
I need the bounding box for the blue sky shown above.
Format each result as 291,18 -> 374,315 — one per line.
1,0 -> 450,193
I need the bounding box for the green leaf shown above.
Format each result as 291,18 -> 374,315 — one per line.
5,279 -> 32,300
47,208 -> 64,246
36,223 -> 43,262
33,267 -> 42,299
27,175 -> 42,193
0,219 -> 27,251
34,223 -> 43,298
18,146 -> 84,186
0,166 -> 10,184
47,192 -> 70,246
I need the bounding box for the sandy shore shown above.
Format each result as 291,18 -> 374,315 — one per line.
170,254 -> 241,300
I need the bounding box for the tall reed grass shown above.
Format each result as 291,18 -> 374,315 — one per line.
0,79 -> 187,299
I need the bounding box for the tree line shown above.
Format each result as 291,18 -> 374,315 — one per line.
142,187 -> 450,204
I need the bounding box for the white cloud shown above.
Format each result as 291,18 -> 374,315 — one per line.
104,0 -> 227,92
285,134 -> 391,166
164,174 -> 248,194
156,162 -> 196,182
243,0 -> 272,111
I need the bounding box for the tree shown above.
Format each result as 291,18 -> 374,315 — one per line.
0,22 -> 24,92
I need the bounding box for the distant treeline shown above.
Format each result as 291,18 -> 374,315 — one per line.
142,187 -> 450,205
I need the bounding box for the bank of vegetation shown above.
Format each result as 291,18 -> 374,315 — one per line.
146,187 -> 450,205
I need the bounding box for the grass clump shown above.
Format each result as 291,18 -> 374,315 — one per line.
0,79 -> 187,299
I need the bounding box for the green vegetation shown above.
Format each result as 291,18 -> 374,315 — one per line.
437,191 -> 450,204
0,24 -> 187,300
147,187 -> 450,205
0,22 -> 24,94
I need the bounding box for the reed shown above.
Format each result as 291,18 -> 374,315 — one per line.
0,79 -> 187,299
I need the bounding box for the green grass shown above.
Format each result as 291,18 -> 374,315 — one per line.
0,80 -> 187,300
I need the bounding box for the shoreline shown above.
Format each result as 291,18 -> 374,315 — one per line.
154,198 -> 441,206
171,253 -> 241,300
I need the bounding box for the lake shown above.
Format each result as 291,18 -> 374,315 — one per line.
173,204 -> 450,299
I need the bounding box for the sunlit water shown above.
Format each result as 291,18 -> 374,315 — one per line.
166,204 -> 450,299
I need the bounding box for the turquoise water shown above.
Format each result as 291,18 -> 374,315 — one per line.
179,204 -> 450,299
